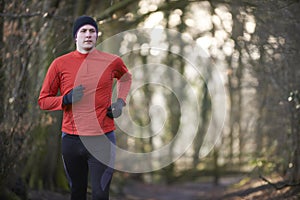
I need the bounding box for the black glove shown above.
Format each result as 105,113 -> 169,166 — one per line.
107,98 -> 125,118
63,85 -> 85,105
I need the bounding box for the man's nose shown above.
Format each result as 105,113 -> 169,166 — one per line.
86,31 -> 92,37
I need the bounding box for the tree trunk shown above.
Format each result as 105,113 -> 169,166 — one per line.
0,0 -> 4,123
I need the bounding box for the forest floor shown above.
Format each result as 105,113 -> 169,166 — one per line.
28,175 -> 300,200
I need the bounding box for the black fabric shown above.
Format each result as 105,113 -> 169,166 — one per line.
61,132 -> 115,200
107,98 -> 125,118
63,85 -> 85,105
72,15 -> 98,38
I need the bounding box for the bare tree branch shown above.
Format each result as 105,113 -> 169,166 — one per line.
97,0 -> 137,21
0,12 -> 71,22
259,175 -> 300,190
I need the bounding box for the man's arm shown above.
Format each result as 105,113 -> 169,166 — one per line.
117,71 -> 132,104
107,58 -> 132,118
114,57 -> 132,104
38,61 -> 64,111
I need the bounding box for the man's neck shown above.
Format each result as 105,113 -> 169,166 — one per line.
76,46 -> 95,54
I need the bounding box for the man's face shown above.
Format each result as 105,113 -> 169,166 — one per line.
75,24 -> 97,53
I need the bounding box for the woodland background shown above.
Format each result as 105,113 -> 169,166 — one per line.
0,0 -> 300,199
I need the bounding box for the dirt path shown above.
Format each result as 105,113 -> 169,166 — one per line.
29,176 -> 300,200
29,177 -> 237,200
120,177 -> 240,200
121,182 -> 225,200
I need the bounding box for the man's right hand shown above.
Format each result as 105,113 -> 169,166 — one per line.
63,85 -> 85,105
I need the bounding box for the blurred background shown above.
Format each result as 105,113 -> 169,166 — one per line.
0,0 -> 300,199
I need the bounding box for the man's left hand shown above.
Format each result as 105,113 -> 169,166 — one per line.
107,98 -> 125,118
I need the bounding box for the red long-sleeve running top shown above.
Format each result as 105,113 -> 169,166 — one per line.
38,49 -> 132,135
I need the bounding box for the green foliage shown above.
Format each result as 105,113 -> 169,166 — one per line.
250,158 -> 277,175
55,163 -> 69,191
0,188 -> 22,200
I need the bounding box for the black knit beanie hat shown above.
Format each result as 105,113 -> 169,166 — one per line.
72,15 -> 98,39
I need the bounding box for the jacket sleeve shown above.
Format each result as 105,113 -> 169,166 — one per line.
38,60 -> 64,111
113,58 -> 132,104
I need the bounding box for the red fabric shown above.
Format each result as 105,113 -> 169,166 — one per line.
38,50 -> 131,135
